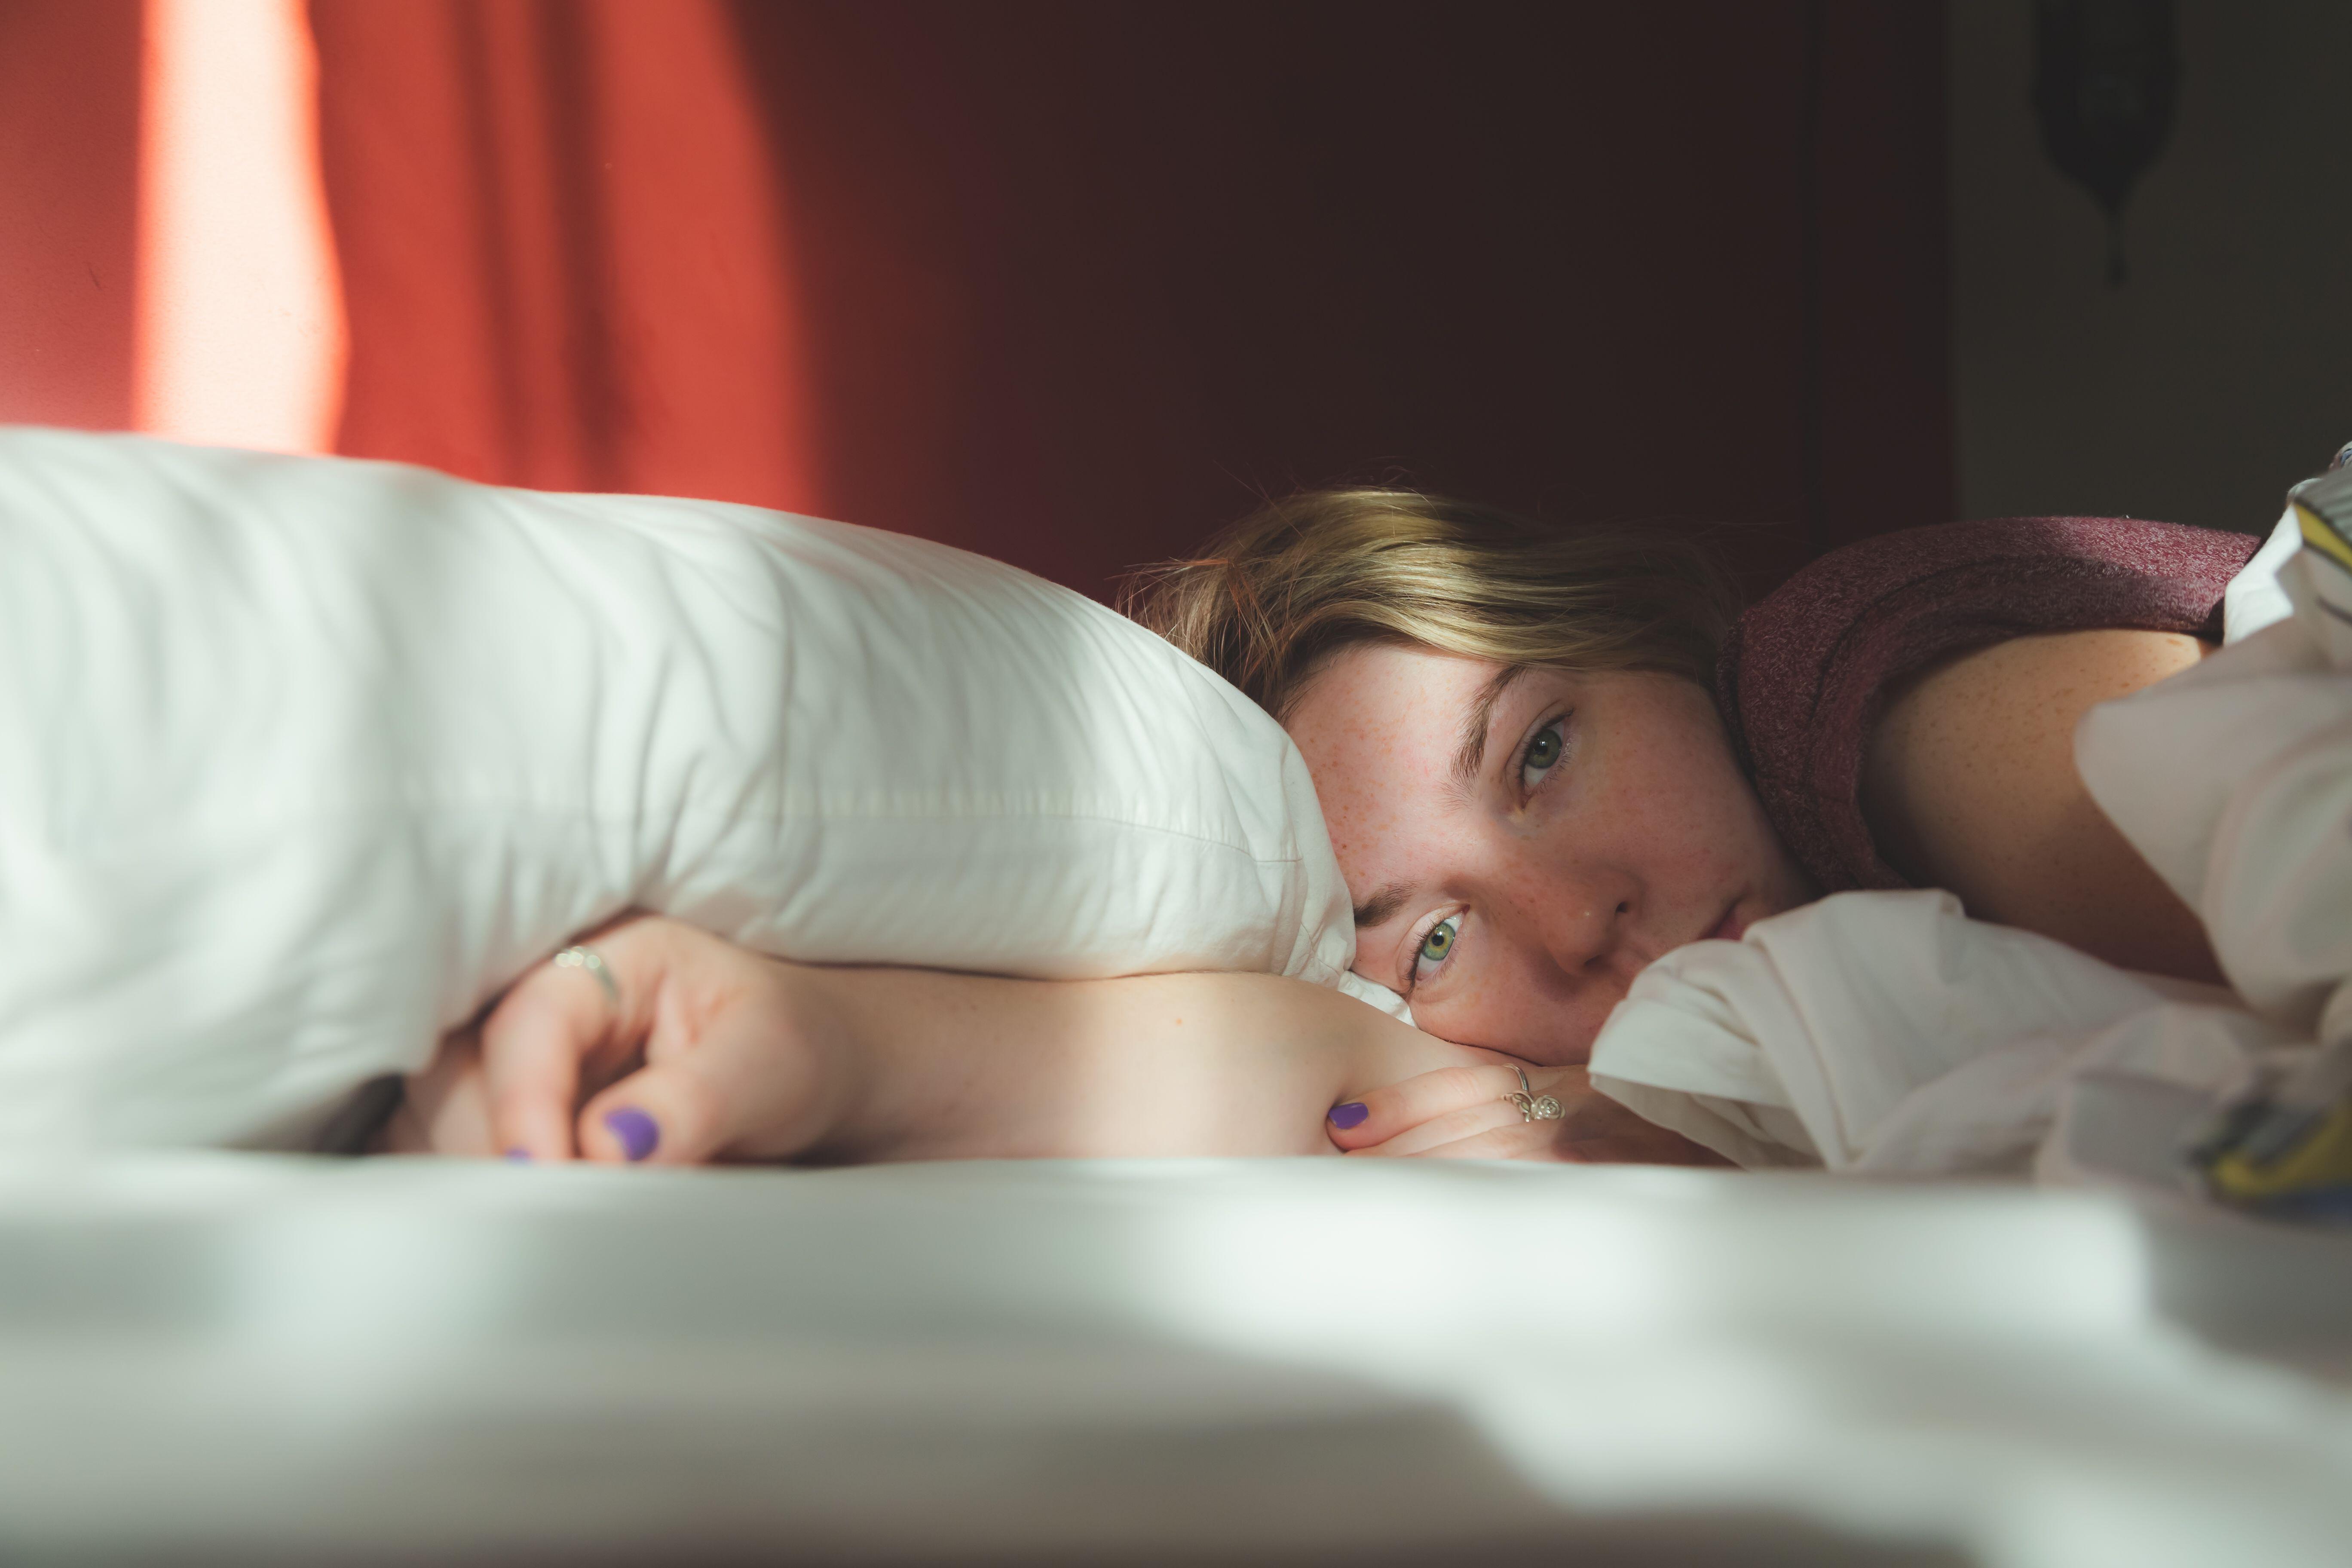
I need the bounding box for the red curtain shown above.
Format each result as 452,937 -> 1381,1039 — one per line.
0,0 -> 141,431
308,0 -> 815,510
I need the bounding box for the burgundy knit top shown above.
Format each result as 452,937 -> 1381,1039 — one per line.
1715,516 -> 2261,895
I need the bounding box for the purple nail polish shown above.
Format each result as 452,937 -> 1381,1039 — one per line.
604,1107 -> 659,1162
503,1148 -> 532,1163
1328,1102 -> 1370,1130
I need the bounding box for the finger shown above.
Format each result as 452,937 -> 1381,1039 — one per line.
1514,1067 -> 1733,1164
1392,1121 -> 1577,1162
480,917 -> 662,1161
1397,1123 -> 1736,1166
477,978 -> 600,1160
1574,1131 -> 1737,1167
1325,1063 -> 1525,1150
375,1098 -> 432,1156
1352,1096 -> 1531,1157
389,1031 -> 499,1157
575,965 -> 835,1166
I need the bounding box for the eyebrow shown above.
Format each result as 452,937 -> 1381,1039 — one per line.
1352,881 -> 1412,929
1450,665 -> 1535,791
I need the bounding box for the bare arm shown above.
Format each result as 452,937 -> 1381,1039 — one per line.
1859,628 -> 2223,983
808,966 -> 1476,1161
394,918 -> 1707,1165
397,918 -> 1485,1163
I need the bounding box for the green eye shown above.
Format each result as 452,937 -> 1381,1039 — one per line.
1418,918 -> 1457,965
1520,718 -> 1567,790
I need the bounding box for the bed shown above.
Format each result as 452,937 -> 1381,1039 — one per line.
9,436 -> 2352,1564
4,1152 -> 2349,1566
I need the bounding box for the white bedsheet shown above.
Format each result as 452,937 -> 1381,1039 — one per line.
1587,888 -> 2270,1177
3,1153 -> 2348,1567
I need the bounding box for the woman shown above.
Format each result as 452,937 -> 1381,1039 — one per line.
397,490 -> 2257,1165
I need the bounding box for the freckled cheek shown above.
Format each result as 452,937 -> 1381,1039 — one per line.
1687,774 -> 1786,884
1609,773 -> 1755,881
1489,855 -> 1559,919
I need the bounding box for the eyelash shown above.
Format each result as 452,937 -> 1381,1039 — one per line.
1519,713 -> 1570,798
1406,910 -> 1461,991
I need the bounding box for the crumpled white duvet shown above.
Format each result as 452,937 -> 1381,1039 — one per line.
1590,505 -> 2351,1191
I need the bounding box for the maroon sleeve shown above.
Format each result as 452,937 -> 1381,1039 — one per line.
1716,516 -> 2262,895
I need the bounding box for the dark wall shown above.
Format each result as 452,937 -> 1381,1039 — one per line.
1953,1 -> 2352,533
728,0 -> 1952,597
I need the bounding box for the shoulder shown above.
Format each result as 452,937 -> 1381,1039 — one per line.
1860,629 -> 2222,981
1870,628 -> 2211,780
1722,518 -> 2255,894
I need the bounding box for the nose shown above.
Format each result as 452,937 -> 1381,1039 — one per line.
1494,861 -> 1641,983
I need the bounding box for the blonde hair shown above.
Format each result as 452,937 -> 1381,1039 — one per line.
1124,488 -> 1740,723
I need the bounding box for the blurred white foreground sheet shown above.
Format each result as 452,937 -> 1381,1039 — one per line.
1589,497 -> 2352,1197
2,1153 -> 2349,1568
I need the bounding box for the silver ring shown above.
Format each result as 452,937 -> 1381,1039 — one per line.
1506,1065 -> 1562,1123
552,945 -> 621,1011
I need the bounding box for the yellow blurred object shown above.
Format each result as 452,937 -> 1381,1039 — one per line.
2203,1096 -> 2352,1204
2293,499 -> 2352,576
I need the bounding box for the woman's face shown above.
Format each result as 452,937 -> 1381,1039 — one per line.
1285,643 -> 1815,1066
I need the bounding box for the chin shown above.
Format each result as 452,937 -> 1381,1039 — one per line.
1519,1037 -> 1592,1070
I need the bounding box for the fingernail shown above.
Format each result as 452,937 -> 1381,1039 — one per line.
503,1148 -> 532,1163
603,1107 -> 659,1162
1328,1102 -> 1370,1130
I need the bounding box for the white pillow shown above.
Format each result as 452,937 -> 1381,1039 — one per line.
0,430 -> 1354,1147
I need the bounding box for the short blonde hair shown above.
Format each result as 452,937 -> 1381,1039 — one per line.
1123,489 -> 1740,723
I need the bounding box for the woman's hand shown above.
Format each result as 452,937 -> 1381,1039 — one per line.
385,918 -> 1721,1168
1324,1062 -> 1731,1165
384,915 -> 858,1164
386,921 -> 1412,1164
